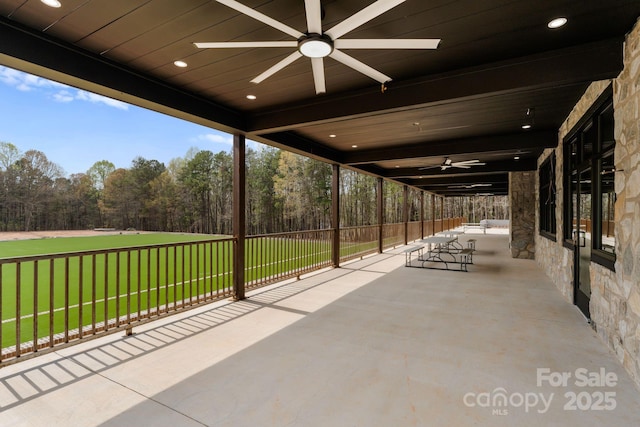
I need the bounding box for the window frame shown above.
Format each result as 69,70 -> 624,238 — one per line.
562,86 -> 615,270
539,154 -> 557,241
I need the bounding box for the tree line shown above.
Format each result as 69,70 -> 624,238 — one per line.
0,141 -> 508,235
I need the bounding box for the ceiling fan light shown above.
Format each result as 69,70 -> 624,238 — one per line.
299,34 -> 334,58
548,17 -> 567,29
41,0 -> 61,7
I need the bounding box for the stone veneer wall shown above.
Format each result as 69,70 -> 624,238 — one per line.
509,171 -> 535,259
536,19 -> 640,387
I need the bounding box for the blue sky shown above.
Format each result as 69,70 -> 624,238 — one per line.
0,65 -> 257,176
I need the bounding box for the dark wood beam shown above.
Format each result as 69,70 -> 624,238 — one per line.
0,17 -> 245,133
386,158 -> 537,178
344,131 -> 554,165
409,174 -> 509,186
248,38 -> 623,133
256,131 -> 343,164
420,184 -> 509,193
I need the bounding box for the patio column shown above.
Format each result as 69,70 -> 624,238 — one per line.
440,196 -> 445,231
431,193 -> 436,236
332,164 -> 340,267
420,191 -> 425,238
509,171 -> 535,259
232,133 -> 246,301
403,185 -> 409,245
377,177 -> 383,253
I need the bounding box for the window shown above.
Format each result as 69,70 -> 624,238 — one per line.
539,155 -> 556,239
563,88 -> 615,270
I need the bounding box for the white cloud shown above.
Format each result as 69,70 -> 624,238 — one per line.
75,90 -> 129,110
0,65 -> 128,110
196,133 -> 233,145
53,90 -> 74,103
0,66 -> 67,92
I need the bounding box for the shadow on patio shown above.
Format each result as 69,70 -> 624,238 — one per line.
1,234 -> 639,426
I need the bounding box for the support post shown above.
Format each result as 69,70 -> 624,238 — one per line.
420,191 -> 425,239
332,164 -> 340,267
431,194 -> 436,235
403,185 -> 409,245
233,134 -> 246,301
440,196 -> 445,231
377,177 -> 384,253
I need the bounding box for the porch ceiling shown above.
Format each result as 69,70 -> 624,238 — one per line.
1,0 -> 638,195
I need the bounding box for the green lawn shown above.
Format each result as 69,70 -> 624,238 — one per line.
0,232 -> 332,349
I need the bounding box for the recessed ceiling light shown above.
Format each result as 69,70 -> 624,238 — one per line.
173,60 -> 188,68
41,0 -> 61,7
522,124 -> 532,130
351,145 -> 358,148
514,156 -> 520,160
548,17 -> 567,29
395,165 -> 400,168
246,95 -> 257,100
329,134 -> 336,138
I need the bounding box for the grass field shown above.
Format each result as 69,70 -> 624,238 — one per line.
0,232 -> 332,350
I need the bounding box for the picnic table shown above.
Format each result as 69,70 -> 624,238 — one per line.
404,236 -> 474,272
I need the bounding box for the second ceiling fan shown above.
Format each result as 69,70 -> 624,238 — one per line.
195,0 -> 441,94
420,158 -> 486,171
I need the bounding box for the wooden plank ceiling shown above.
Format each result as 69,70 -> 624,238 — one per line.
1,0 -> 638,195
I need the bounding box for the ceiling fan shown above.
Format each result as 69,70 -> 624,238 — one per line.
419,158 -> 486,171
195,0 -> 441,94
448,183 -> 493,189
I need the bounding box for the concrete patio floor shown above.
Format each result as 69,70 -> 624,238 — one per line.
1,233 -> 639,426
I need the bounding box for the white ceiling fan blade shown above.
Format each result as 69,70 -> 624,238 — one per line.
304,0 -> 322,34
311,57 -> 326,94
216,0 -> 303,39
453,165 -> 471,169
195,41 -> 297,49
444,158 -> 452,165
251,51 -> 303,84
329,50 -> 391,84
335,39 -> 441,49
452,160 -> 485,166
326,0 -> 406,39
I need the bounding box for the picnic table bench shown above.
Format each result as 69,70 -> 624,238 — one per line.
462,222 -> 486,234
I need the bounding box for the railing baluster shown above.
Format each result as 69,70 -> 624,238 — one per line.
33,260 -> 38,353
78,257 -> 83,339
64,258 -> 69,343
181,245 -> 185,307
147,247 -> 151,318
163,247 -> 168,313
104,253 -> 109,331
137,249 -> 141,320
126,251 -> 131,325
156,247 -> 160,315
16,262 -> 21,357
173,246 -> 177,310
49,259 -> 54,348
91,254 -> 97,334
116,251 -> 121,328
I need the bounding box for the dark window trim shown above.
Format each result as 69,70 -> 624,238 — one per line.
539,154 -> 556,237
564,84 -> 613,142
592,251 -> 615,270
562,84 -> 616,272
